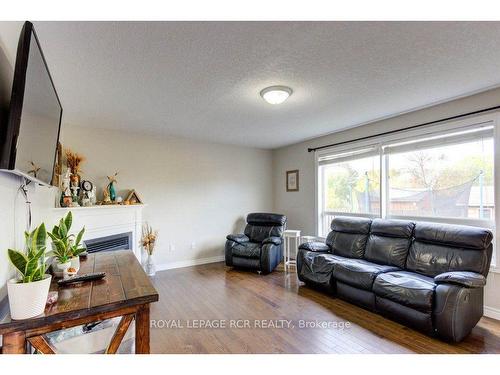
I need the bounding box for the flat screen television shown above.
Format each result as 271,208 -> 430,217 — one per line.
0,21 -> 62,186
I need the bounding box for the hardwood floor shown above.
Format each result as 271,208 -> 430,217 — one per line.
149,262 -> 500,354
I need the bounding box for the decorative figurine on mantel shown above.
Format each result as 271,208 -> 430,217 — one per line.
61,169 -> 73,207
106,172 -> 118,202
70,178 -> 80,207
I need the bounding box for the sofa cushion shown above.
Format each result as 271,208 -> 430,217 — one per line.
434,271 -> 486,288
370,219 -> 415,238
332,258 -> 399,290
299,241 -> 331,252
231,242 -> 261,258
327,231 -> 369,259
246,213 -> 287,226
414,221 -> 493,250
372,271 -> 436,313
364,219 -> 415,268
243,213 -> 286,243
330,216 -> 372,234
326,217 -> 372,259
298,251 -> 340,287
406,240 -> 490,277
244,225 -> 284,243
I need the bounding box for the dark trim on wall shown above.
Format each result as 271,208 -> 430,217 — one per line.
307,105 -> 500,153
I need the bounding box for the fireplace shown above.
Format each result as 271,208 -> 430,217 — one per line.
50,205 -> 144,260
84,232 -> 133,253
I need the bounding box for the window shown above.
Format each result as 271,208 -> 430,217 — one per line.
384,127 -> 494,221
316,117 -> 497,266
318,147 -> 380,235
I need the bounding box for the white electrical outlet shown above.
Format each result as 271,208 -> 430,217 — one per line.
169,244 -> 175,252
191,242 -> 196,250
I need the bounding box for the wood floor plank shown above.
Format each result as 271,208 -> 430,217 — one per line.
149,262 -> 500,353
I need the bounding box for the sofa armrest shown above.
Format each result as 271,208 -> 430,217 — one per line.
298,241 -> 330,252
434,271 -> 486,288
226,234 -> 250,244
262,236 -> 282,246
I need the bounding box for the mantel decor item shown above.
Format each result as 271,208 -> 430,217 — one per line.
60,168 -> 73,207
80,180 -> 94,207
7,223 -> 52,320
125,189 -> 143,205
52,142 -> 62,187
141,223 -> 158,277
65,148 -> 85,187
106,171 -> 119,202
286,169 -> 299,192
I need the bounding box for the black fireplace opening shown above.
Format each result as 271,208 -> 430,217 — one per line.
83,232 -> 133,253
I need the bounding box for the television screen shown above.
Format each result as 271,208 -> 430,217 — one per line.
0,21 -> 62,186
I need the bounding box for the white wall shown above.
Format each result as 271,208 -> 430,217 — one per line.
273,86 -> 500,315
60,125 -> 273,268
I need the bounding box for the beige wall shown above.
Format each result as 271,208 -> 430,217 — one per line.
272,86 -> 500,313
60,125 -> 273,267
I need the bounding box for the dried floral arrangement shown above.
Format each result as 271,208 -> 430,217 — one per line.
141,223 -> 158,256
65,148 -> 86,175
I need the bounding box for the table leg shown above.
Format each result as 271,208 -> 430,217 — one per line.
135,304 -> 150,354
2,331 -> 26,354
285,237 -> 289,271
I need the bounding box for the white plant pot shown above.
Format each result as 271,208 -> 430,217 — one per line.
56,261 -> 71,271
7,275 -> 52,320
70,256 -> 80,272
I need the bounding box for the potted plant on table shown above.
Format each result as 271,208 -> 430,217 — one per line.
48,211 -> 86,276
7,223 -> 52,320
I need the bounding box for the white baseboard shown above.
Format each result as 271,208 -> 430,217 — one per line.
484,305 -> 500,320
156,255 -> 225,272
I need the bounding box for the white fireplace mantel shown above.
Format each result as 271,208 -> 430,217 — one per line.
49,205 -> 145,260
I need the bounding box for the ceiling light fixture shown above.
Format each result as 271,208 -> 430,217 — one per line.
260,85 -> 293,105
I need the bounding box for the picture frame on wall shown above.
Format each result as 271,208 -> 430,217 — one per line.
286,170 -> 299,192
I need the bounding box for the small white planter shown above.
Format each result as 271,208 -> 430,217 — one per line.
56,260 -> 71,271
7,275 -> 52,320
70,256 -> 80,272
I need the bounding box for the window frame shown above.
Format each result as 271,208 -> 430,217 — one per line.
314,113 -> 499,270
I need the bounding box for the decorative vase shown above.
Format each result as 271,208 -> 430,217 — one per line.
144,253 -> 156,277
7,275 -> 52,320
108,182 -> 116,202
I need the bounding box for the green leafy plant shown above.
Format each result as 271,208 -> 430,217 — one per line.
8,223 -> 49,283
48,211 -> 86,263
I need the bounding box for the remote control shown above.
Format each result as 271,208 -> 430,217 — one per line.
57,272 -> 106,285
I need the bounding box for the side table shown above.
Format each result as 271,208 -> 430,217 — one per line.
283,230 -> 301,271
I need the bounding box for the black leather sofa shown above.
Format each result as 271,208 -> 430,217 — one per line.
297,216 -> 493,342
225,213 -> 287,274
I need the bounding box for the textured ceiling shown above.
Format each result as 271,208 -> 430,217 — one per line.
7,21 -> 500,149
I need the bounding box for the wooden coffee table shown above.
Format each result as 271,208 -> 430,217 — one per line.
0,250 -> 159,354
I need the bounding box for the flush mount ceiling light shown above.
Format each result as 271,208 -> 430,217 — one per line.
260,85 -> 293,105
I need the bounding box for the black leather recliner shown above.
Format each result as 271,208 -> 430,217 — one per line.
225,213 -> 287,274
297,216 -> 493,342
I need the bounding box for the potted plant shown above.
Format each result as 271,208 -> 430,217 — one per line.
7,223 -> 52,320
48,211 -> 86,275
